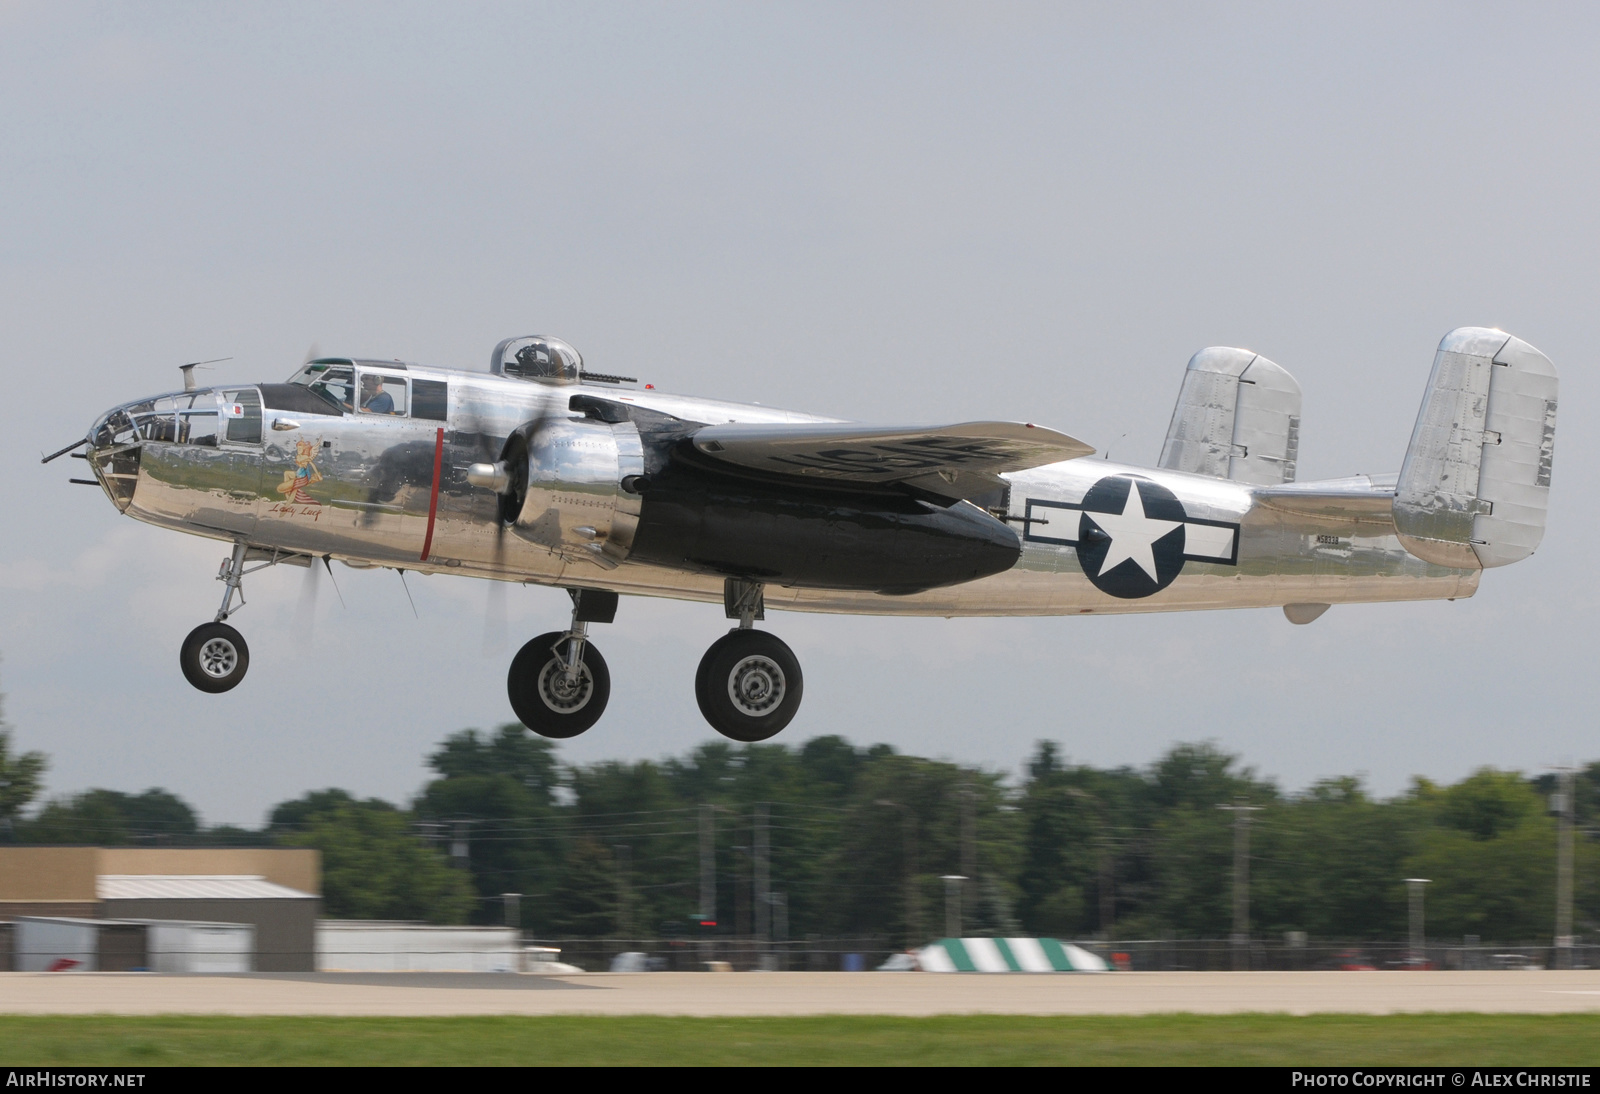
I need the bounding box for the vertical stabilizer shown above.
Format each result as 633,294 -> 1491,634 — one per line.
1159,347 -> 1301,485
1395,327 -> 1557,569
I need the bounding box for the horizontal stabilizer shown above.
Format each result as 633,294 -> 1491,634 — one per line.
1253,475 -> 1397,532
1159,347 -> 1301,486
688,421 -> 1093,490
1395,328 -> 1557,569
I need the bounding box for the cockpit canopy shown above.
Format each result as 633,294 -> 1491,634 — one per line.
490,336 -> 583,385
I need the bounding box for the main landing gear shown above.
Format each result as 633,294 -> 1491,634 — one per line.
507,588 -> 616,738
508,578 -> 804,742
180,541 -> 253,693
694,579 -> 802,743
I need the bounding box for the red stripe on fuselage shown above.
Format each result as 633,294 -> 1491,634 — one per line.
420,426 -> 445,562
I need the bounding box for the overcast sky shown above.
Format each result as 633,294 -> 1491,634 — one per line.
3,2 -> 1597,826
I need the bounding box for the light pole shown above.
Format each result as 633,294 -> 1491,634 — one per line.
1405,878 -> 1431,968
1218,800 -> 1262,971
940,875 -> 968,939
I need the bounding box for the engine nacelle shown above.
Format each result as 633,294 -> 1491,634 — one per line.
629,464 -> 1022,594
472,417 -> 644,568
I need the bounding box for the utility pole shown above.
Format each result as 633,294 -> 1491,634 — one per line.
1218,800 -> 1262,971
754,803 -> 771,944
771,891 -> 788,968
614,843 -> 631,940
1405,878 -> 1430,967
734,844 -> 750,939
699,803 -> 716,928
1553,767 -> 1576,969
1068,787 -> 1115,935
876,800 -> 920,948
960,782 -> 977,932
502,892 -> 521,930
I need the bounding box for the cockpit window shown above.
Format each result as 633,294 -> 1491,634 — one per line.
358,372 -> 408,416
306,367 -> 355,413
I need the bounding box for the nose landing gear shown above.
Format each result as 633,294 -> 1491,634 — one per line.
180,541 -> 253,693
179,542 -> 312,694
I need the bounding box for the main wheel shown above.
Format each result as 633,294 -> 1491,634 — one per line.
695,630 -> 803,742
180,622 -> 250,693
508,631 -> 610,738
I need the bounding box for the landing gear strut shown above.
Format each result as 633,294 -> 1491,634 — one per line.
509,588 -> 617,738
180,541 -> 253,693
695,579 -> 804,742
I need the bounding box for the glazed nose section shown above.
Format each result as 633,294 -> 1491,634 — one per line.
82,404 -> 144,512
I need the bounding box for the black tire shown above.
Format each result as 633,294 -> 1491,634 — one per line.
180,622 -> 249,693
508,631 -> 610,738
695,630 -> 803,743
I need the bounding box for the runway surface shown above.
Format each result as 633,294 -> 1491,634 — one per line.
2,971 -> 1600,1016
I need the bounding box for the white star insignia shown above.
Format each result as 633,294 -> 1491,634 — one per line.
1085,483 -> 1182,581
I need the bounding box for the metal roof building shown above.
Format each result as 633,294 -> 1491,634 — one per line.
0,848 -> 320,971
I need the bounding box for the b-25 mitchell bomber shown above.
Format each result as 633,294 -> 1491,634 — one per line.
48,327 -> 1557,743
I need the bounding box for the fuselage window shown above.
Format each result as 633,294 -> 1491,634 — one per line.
358,372 -> 408,416
181,406 -> 219,447
308,367 -> 355,413
412,378 -> 448,421
222,389 -> 262,444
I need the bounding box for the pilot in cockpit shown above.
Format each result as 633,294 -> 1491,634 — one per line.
361,375 -> 395,414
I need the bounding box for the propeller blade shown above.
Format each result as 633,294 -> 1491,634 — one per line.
293,557 -> 322,649
459,389 -> 564,653
482,574 -> 508,655
322,555 -> 346,610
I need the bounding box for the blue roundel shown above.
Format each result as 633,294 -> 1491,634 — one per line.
1075,476 -> 1188,599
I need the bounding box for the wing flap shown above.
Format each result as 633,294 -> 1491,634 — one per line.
689,421 -> 1093,485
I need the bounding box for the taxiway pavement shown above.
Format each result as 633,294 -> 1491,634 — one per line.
2,971 -> 1600,1017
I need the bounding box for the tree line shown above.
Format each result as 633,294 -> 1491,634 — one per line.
1,711 -> 1595,944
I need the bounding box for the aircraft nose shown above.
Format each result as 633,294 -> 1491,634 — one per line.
82,404 -> 143,512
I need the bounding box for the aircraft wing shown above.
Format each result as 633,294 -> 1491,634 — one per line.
687,421 -> 1094,489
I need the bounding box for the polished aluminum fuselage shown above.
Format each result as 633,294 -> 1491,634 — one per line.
91,366 -> 1479,617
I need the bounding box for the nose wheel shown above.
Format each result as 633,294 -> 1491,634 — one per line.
181,541 -> 257,694
180,622 -> 250,693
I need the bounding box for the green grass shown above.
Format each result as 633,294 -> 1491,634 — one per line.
1,1014 -> 1598,1066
